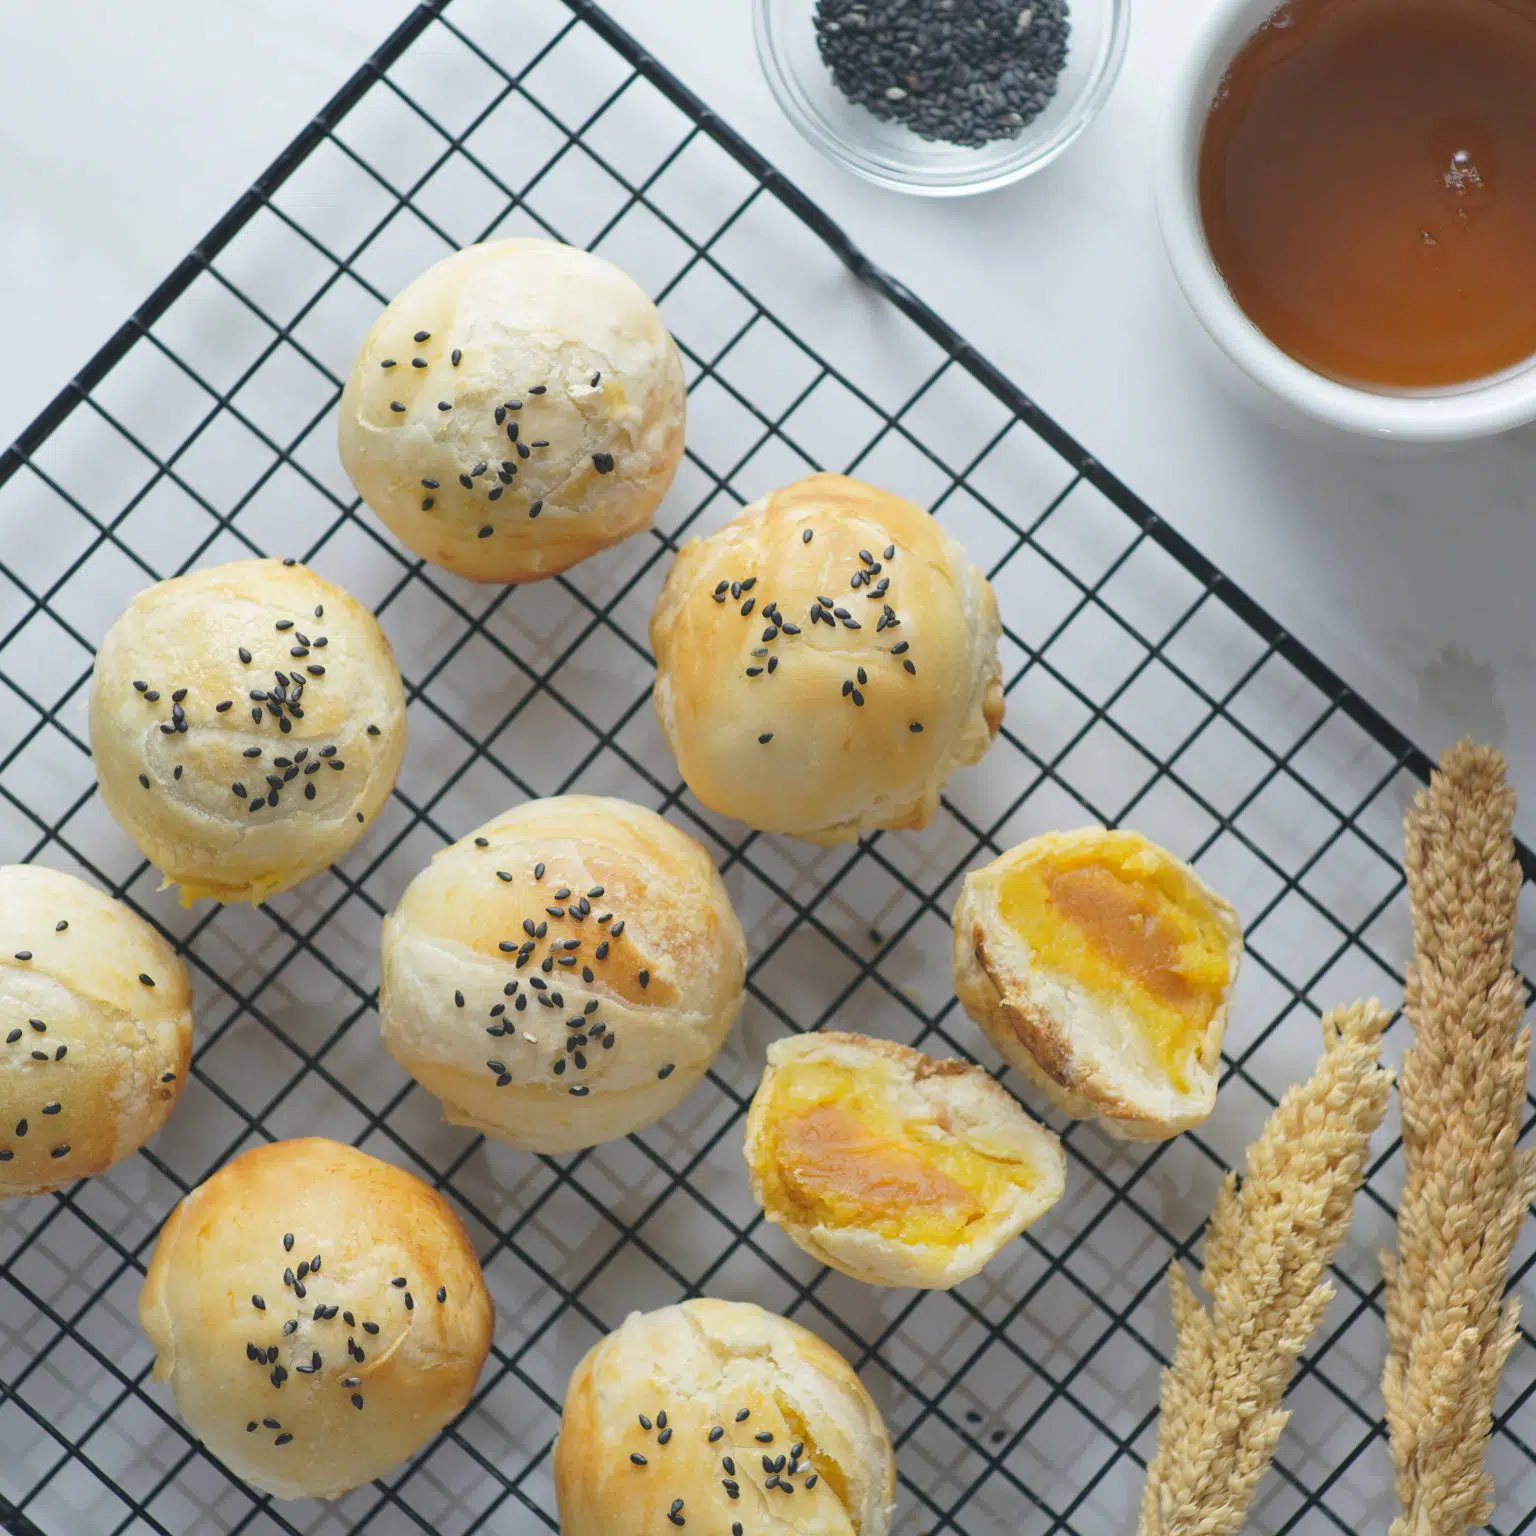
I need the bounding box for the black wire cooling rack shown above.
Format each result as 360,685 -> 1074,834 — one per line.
1,1 -> 1534,1533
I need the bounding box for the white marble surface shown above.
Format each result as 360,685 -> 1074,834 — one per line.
4,0 -> 1534,833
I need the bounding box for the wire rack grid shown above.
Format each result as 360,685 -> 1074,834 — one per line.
0,2 -> 1533,1533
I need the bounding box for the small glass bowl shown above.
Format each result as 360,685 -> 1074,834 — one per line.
754,0 -> 1130,195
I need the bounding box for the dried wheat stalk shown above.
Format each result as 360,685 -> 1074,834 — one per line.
1137,1000 -> 1392,1536
1383,740 -> 1536,1535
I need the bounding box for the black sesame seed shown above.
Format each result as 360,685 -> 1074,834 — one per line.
657,1063 -> 675,1080
381,359 -> 396,369
138,773 -> 150,789
390,401 -> 406,413
530,385 -> 547,394
414,330 -> 431,342
438,400 -> 452,411
275,1433 -> 293,1446
528,500 -> 544,519
736,1409 -> 751,1422
437,1286 -> 447,1303
722,1457 -> 735,1475
411,357 -> 427,368
592,452 -> 615,474
252,1295 -> 265,1310
756,1431 -> 773,1443
364,1320 -> 380,1334
404,1293 -> 414,1310
4,1030 -> 18,1043
631,1453 -> 648,1466
53,1045 -> 65,1060
139,973 -> 155,987
910,721 -> 924,732
41,1103 -> 59,1116
803,529 -> 813,543
708,1426 -> 724,1443
13,1119 -> 24,1136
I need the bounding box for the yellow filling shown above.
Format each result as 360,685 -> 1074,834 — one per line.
757,1058 -> 1035,1248
998,832 -> 1231,1092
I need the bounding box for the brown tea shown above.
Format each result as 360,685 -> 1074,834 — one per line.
1198,0 -> 1536,388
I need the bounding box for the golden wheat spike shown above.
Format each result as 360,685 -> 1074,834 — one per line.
1383,740 -> 1536,1534
1137,999 -> 1392,1536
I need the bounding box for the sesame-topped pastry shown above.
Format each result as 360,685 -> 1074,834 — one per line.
89,559 -> 408,906
650,473 -> 1004,844
379,795 -> 747,1155
744,1032 -> 1065,1288
953,828 -> 1244,1141
0,864 -> 192,1197
338,238 -> 687,583
555,1299 -> 895,1536
139,1137 -> 493,1501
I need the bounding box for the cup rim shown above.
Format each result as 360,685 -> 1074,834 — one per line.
1155,0 -> 1536,442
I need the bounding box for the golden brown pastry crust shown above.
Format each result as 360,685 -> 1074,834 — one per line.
139,1138 -> 493,1501
554,1298 -> 895,1536
0,864 -> 192,1197
743,1031 -> 1065,1287
952,828 -> 1244,1141
380,795 -> 746,1154
89,559 -> 407,906
338,238 -> 686,583
650,473 -> 1003,843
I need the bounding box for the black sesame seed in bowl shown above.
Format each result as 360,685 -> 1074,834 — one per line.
754,0 -> 1129,193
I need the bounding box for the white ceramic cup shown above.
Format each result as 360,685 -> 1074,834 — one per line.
1155,0 -> 1536,444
